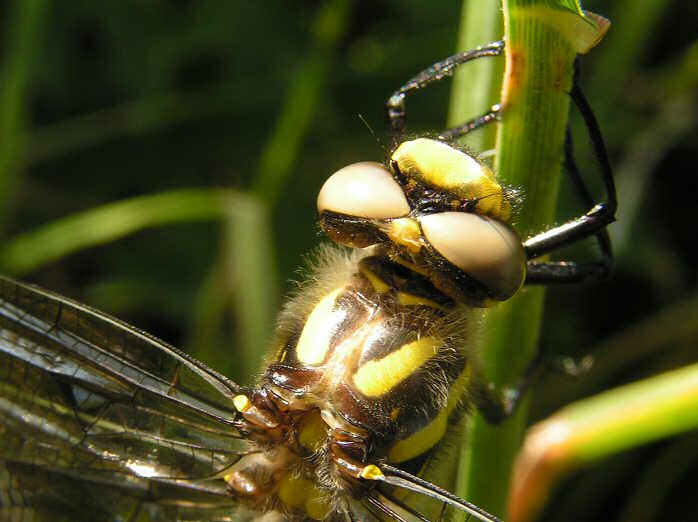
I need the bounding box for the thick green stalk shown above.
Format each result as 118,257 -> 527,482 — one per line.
448,0 -> 504,152
460,1 -> 608,517
510,361 -> 698,522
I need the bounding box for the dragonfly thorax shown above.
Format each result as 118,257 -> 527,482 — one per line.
231,250 -> 478,520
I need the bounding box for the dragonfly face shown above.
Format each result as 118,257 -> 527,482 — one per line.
0,40 -> 616,522
318,137 -> 527,306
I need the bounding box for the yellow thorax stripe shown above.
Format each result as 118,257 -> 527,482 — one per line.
352,336 -> 439,397
361,266 -> 390,293
388,364 -> 472,463
296,287 -> 344,365
396,291 -> 441,308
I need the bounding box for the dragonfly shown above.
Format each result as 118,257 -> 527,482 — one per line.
0,40 -> 616,522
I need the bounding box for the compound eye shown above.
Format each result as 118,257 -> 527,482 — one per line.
418,212 -> 526,301
317,162 -> 410,219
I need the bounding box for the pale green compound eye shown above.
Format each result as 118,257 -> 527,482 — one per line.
317,161 -> 410,219
418,212 -> 526,301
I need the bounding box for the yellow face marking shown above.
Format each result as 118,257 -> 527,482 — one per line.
392,138 -> 511,221
352,336 -> 439,397
296,287 -> 344,366
386,217 -> 423,253
389,365 -> 472,463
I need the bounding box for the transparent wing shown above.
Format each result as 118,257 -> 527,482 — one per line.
0,460 -> 261,522
0,275 -> 252,521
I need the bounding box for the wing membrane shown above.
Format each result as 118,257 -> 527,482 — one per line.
1,460 -> 260,522
0,276 -> 251,520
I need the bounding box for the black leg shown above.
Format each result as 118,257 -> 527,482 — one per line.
525,125 -> 614,284
438,104 -> 501,142
523,60 -> 617,284
474,346 -> 594,422
473,347 -> 548,424
386,40 -> 505,145
525,258 -> 613,284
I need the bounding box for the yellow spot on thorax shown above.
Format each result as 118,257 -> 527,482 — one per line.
278,473 -> 310,509
360,464 -> 385,480
388,365 -> 472,463
277,473 -> 330,520
233,394 -> 251,413
296,287 -> 344,365
352,336 -> 440,397
298,409 -> 327,453
360,266 -> 390,293
305,487 -> 331,520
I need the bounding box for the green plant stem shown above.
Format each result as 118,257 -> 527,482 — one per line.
460,1 -> 608,517
448,0 -> 504,152
0,188 -> 231,275
510,361 -> 698,522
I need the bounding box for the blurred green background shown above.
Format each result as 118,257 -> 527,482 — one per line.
0,1 -> 696,521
